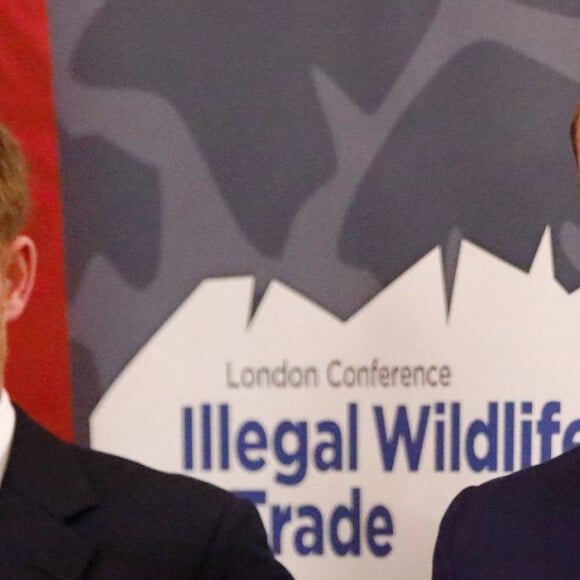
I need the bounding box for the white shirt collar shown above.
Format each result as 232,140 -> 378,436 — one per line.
0,389 -> 16,488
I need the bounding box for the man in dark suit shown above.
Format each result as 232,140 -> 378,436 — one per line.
0,124 -> 293,578
432,105 -> 580,580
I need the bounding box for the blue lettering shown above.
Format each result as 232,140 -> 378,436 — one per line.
366,505 -> 394,557
314,421 -> 342,472
330,488 -> 361,556
537,402 -> 561,462
373,405 -> 430,471
237,421 -> 267,471
274,421 -> 308,485
466,403 -> 498,472
295,506 -> 324,555
563,419 -> 580,452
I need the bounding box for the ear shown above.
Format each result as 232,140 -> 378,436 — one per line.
576,119 -> 580,169
2,235 -> 37,322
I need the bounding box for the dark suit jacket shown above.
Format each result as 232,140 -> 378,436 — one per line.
432,447 -> 580,579
0,407 -> 293,579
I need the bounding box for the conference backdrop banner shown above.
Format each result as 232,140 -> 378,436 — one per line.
49,1 -> 580,577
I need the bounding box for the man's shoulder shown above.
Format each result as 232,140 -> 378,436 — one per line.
12,407 -> 246,539
433,448 -> 580,579
14,406 -> 235,518
7,408 -> 294,579
464,445 -> 580,509
72,440 -> 232,510
444,446 -> 580,535
64,440 -> 295,579
70,442 -> 255,557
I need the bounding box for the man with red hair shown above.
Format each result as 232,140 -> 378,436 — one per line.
0,124 -> 292,579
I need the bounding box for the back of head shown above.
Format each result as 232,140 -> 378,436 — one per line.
571,102 -> 580,166
0,125 -> 29,244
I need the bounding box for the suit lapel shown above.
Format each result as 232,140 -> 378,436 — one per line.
0,407 -> 99,579
0,488 -> 96,578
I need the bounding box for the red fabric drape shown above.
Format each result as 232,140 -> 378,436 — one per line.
0,2 -> 72,440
